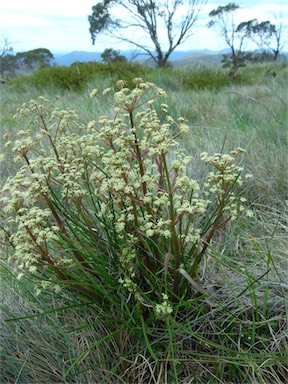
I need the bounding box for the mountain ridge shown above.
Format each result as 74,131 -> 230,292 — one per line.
52,49 -> 231,66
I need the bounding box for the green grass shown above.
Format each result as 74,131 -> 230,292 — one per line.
0,61 -> 287,383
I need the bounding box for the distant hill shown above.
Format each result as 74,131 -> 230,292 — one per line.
53,51 -> 103,66
172,51 -> 229,67
52,49 -> 286,67
52,49 -> 230,67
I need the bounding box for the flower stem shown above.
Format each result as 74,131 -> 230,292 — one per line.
161,152 -> 180,297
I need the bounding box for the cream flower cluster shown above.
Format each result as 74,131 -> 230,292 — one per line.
0,79 -> 251,304
154,294 -> 173,320
201,149 -> 253,220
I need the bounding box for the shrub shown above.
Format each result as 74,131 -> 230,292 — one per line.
9,62 -> 151,91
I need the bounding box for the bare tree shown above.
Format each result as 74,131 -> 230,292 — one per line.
88,0 -> 206,68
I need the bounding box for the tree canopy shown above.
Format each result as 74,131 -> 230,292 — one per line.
237,19 -> 286,61
16,48 -> 54,71
101,48 -> 128,63
0,45 -> 54,78
88,0 -> 206,68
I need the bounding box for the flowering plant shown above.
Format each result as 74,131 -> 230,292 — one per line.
0,78 -> 251,320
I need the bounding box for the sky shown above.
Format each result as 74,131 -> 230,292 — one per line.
0,0 -> 287,55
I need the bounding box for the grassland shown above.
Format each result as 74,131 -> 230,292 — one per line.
0,61 -> 287,383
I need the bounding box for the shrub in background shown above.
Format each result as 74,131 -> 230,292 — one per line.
9,61 -> 150,91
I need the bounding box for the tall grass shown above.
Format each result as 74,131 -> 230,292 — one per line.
0,62 -> 287,383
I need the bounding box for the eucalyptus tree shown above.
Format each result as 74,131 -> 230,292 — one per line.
237,18 -> 287,61
16,48 -> 54,73
88,0 -> 206,68
101,48 -> 128,63
208,3 -> 251,78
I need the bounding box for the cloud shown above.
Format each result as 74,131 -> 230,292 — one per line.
0,0 -> 287,53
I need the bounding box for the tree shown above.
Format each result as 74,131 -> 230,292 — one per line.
89,0 -> 206,68
101,48 -> 128,63
16,48 -> 54,73
0,37 -> 16,78
269,14 -> 287,61
208,3 -> 251,78
237,18 -> 287,61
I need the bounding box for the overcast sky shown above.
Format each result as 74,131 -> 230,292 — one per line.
0,0 -> 287,54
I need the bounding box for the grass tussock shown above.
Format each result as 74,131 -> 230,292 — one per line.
0,62 -> 287,383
